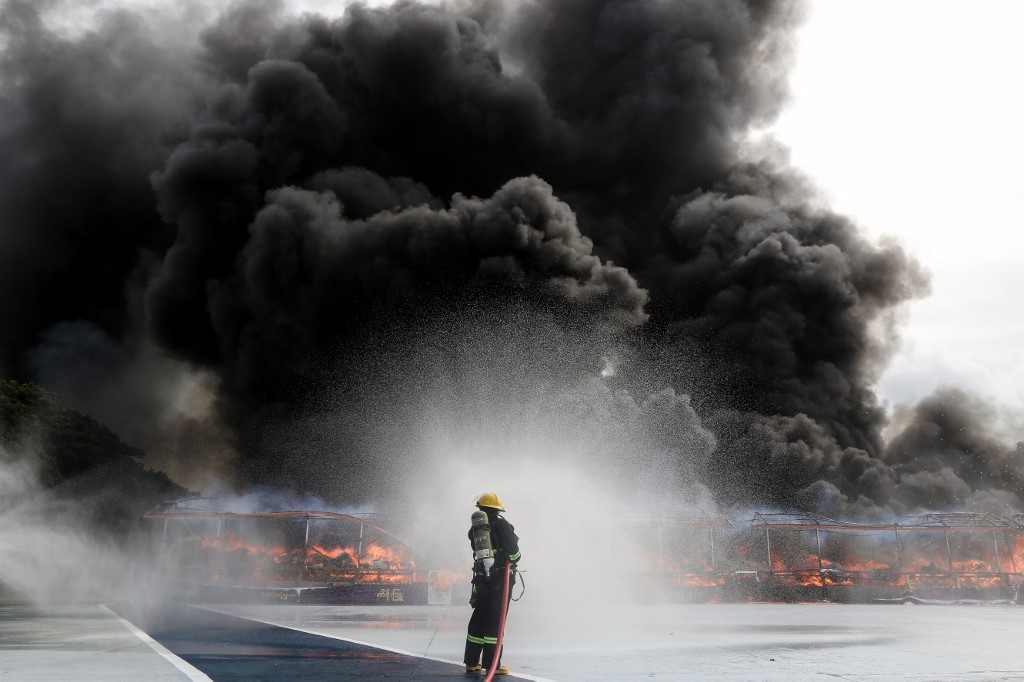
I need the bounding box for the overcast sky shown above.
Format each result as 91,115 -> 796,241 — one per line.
768,0 -> 1024,422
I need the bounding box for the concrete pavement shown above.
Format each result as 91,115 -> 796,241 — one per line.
2,601 -> 1023,680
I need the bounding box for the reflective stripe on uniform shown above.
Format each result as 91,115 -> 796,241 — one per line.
483,636 -> 498,644
509,549 -> 521,561
467,634 -> 486,644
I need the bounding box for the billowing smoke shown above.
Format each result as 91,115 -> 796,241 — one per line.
1,0 -> 1020,520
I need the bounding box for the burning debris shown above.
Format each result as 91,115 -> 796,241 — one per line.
148,507 -> 421,591
681,511 -> 1024,603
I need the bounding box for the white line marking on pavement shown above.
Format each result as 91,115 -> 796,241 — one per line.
99,604 -> 213,682
198,605 -> 559,682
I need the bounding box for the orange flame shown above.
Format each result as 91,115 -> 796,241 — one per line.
176,529 -> 420,584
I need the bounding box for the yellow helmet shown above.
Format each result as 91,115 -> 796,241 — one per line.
475,492 -> 505,511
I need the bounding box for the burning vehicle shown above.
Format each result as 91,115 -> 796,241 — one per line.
638,511 -> 1024,604
146,501 -> 456,605
148,501 -> 1024,606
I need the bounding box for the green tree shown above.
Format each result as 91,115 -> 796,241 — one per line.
0,379 -> 186,531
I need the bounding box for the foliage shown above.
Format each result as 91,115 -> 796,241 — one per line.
0,379 -> 186,531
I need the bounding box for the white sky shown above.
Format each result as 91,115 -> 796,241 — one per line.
768,0 -> 1024,419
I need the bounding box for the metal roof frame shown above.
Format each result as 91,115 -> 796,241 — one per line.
750,511 -> 1024,533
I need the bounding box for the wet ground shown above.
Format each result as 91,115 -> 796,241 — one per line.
2,601 -> 1023,680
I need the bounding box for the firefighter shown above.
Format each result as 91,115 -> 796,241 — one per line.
464,492 -> 521,675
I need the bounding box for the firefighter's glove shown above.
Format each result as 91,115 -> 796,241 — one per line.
469,585 -> 478,608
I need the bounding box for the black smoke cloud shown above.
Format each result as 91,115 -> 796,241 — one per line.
0,1 -> 200,358
0,0 -> 1018,515
656,190 -> 925,439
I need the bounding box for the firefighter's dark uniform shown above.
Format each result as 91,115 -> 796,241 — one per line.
464,512 -> 520,671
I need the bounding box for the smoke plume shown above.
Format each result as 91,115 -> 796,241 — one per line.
1,0 -> 1019,519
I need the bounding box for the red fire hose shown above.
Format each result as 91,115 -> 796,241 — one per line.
483,558 -> 512,682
